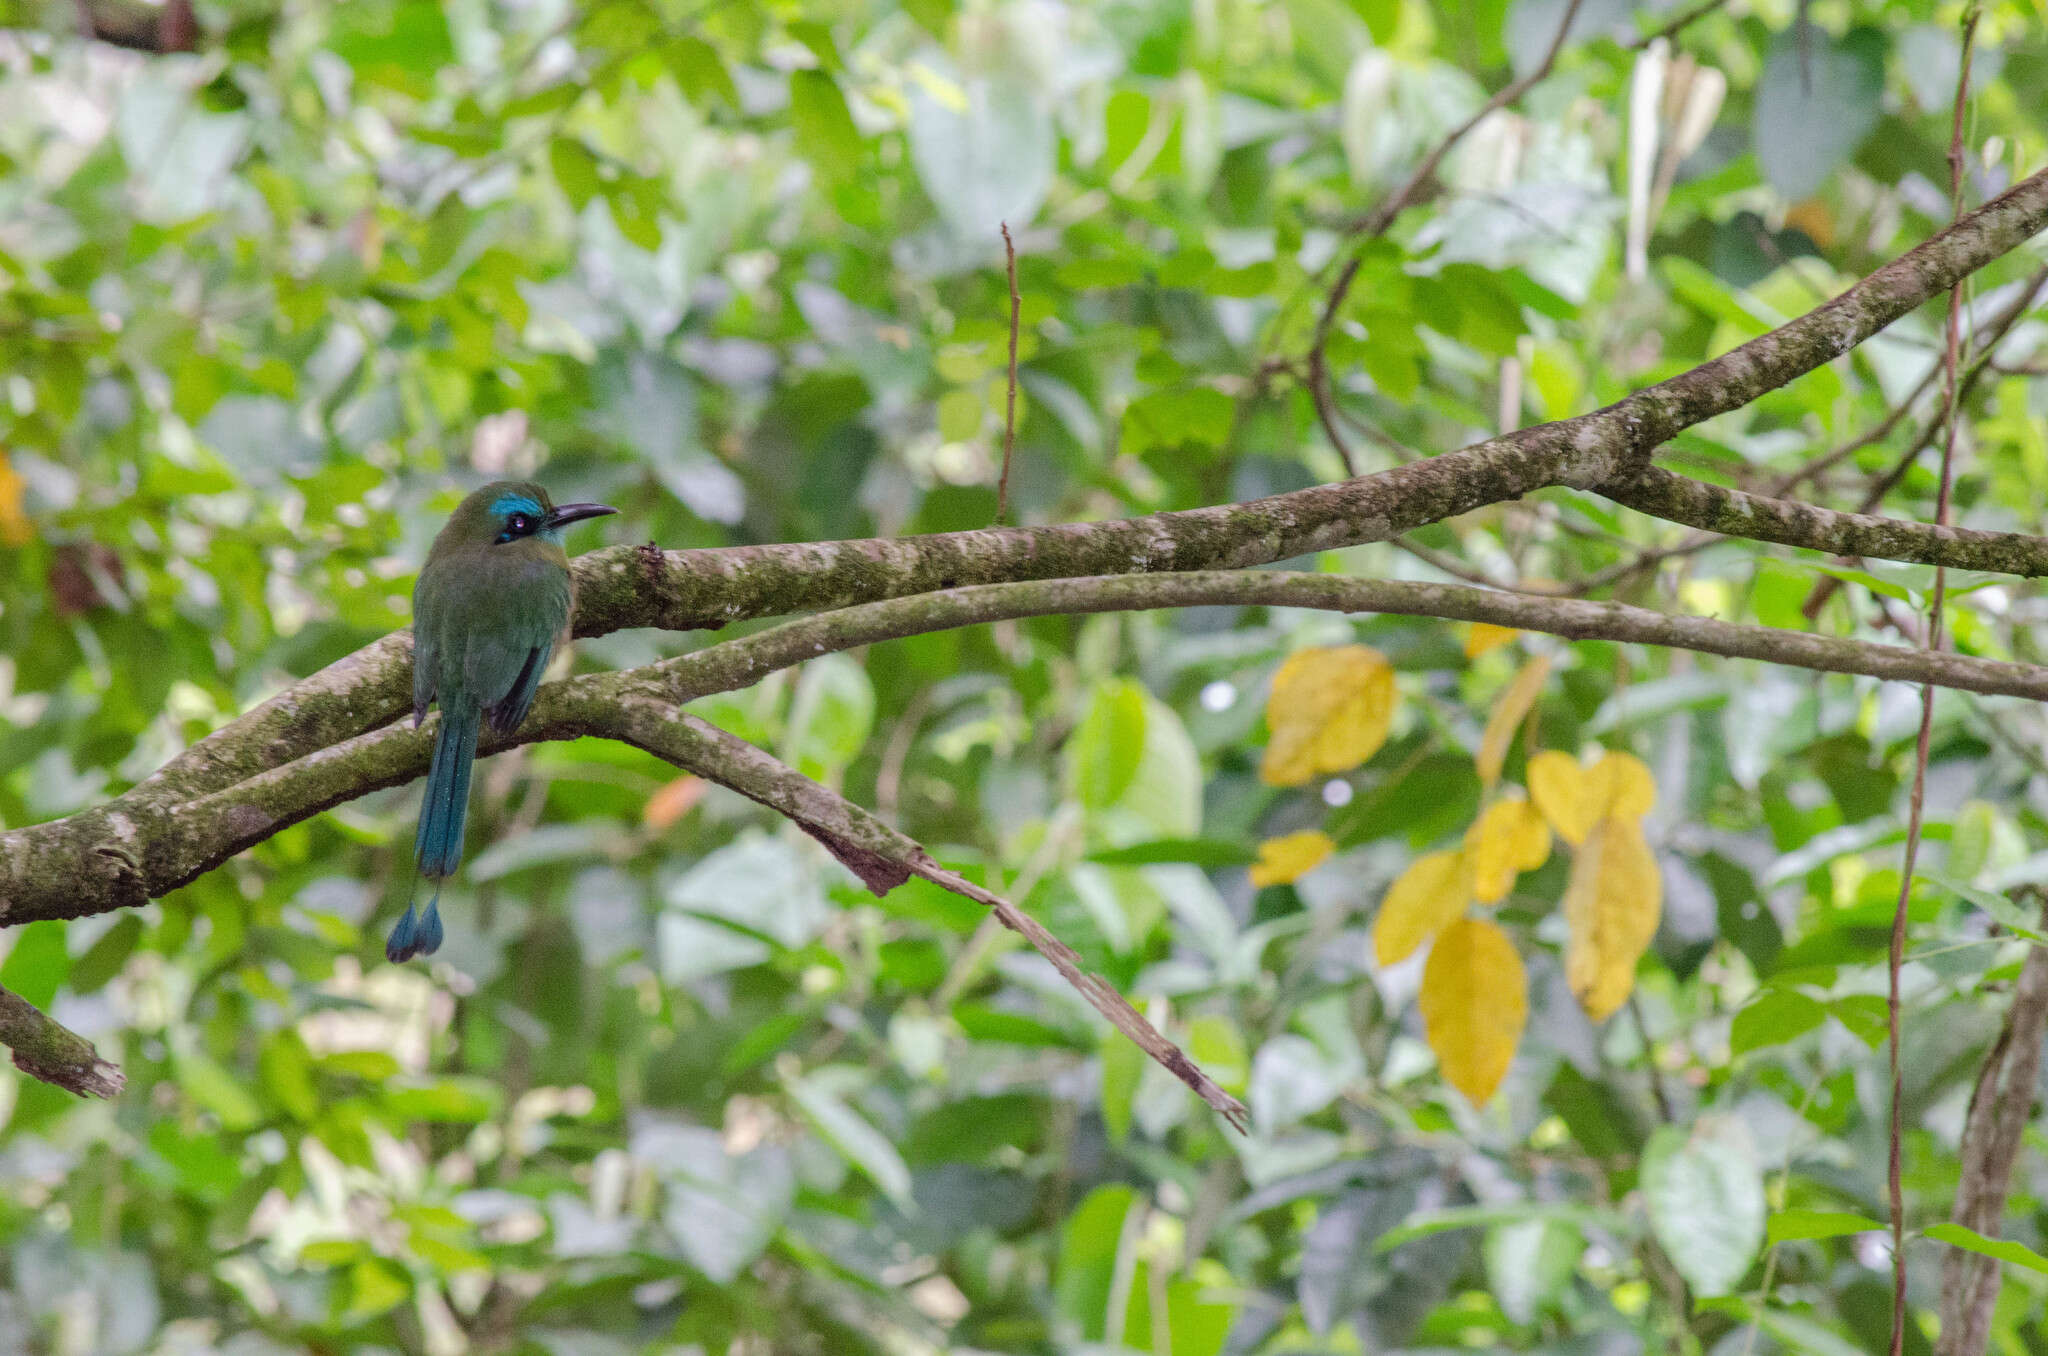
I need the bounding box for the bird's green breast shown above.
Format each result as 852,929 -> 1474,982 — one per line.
415,538 -> 573,703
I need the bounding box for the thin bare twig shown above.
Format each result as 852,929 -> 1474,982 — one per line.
1892,15 -> 1978,1352
915,860 -> 1248,1132
1393,538 -> 1508,588
1307,0 -> 1586,474
1624,0 -> 1733,51
621,707 -> 1249,1132
996,222 -> 1021,525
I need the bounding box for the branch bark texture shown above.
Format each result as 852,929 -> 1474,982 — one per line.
0,985 -> 123,1098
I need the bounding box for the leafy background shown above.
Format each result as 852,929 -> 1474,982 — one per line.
2,0 -> 2048,1352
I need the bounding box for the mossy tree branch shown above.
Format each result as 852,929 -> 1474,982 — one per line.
1603,465 -> 2048,577
0,986 -> 123,1098
135,165 -> 2048,805
12,569 -> 2048,934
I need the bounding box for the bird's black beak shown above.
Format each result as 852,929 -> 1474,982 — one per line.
546,503 -> 618,530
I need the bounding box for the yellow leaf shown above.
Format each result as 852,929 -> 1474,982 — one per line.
1463,622 -> 1519,659
0,451 -> 30,547
1463,796 -> 1552,904
1248,830 -> 1335,888
1261,645 -> 1397,787
1564,815 -> 1662,1021
1586,750 -> 1656,819
1372,849 -> 1469,967
1420,916 -> 1527,1106
643,775 -> 705,830
1527,749 -> 1594,845
1474,654 -> 1551,788
1528,748 -> 1655,842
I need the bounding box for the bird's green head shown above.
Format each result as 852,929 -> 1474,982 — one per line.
430,480 -> 618,554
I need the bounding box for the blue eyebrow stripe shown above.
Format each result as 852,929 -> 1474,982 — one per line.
491,494 -> 543,519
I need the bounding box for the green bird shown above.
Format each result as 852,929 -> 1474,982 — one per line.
387,481 -> 617,963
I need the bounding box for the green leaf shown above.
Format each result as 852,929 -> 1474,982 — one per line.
1100,1026 -> 1143,1143
1067,679 -> 1148,810
176,1050 -> 264,1131
1701,1301 -> 1869,1356
667,830 -> 830,950
664,37 -> 738,109
1948,800 -> 1999,884
382,1078 -> 502,1124
1730,989 -> 1827,1055
906,64 -> 1054,234
344,1256 -> 410,1320
501,82 -> 583,120
937,387 -> 984,441
468,821 -> 625,881
1122,1261 -> 1234,1356
1925,1222 -> 2048,1274
417,194 -> 471,276
1830,993 -> 1893,1048
1485,1218 -> 1582,1326
327,1 -> 455,90
320,1050 -> 403,1082
1086,838 -> 1258,868
0,920 -> 68,1008
785,652 -> 875,779
1374,1202 -> 1633,1252
1640,1123 -> 1765,1296
549,137 -> 603,211
1424,265 -> 1526,357
1753,28 -> 1887,199
1791,560 -> 1912,602
68,915 -> 141,994
1766,1210 -> 1885,1244
606,173 -> 667,250
903,1092 -> 1048,1164
784,1071 -> 914,1210
1055,1185 -> 1137,1338
789,71 -> 862,182
1096,693 -> 1203,846
954,1004 -> 1085,1048
1120,388 -> 1235,461
299,1239 -> 365,1268
1932,877 -> 2048,942
148,1121 -> 241,1202
259,1030 -> 320,1123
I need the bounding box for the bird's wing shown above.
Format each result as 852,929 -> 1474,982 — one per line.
461,550 -> 571,735
411,580 -> 442,727
412,631 -> 438,728
484,637 -> 555,735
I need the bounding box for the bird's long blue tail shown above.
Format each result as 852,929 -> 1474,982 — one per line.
387,702 -> 478,962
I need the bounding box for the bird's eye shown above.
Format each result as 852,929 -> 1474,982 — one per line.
508,514 -> 530,533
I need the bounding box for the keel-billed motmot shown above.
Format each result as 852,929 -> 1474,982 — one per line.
386,481 -> 617,963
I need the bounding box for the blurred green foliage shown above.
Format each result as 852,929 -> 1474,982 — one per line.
1,0 -> 2047,1352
